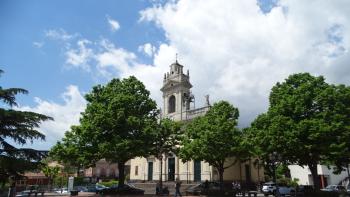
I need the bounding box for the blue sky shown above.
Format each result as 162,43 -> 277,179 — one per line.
0,0 -> 164,106
1,0 -> 349,150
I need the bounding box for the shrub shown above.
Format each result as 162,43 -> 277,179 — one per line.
98,180 -> 118,187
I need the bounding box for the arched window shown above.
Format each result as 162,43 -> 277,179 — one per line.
168,95 -> 176,113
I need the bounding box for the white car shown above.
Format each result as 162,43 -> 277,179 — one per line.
262,182 -> 276,196
262,182 -> 295,197
54,188 -> 69,194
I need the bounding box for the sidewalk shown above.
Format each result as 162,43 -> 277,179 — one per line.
44,192 -> 266,197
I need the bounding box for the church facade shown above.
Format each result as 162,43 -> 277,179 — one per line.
130,61 -> 264,183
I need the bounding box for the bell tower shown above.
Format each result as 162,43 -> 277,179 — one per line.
160,60 -> 193,121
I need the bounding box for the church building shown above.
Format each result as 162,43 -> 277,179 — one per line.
130,60 -> 263,184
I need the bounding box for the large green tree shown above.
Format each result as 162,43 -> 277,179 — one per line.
323,84 -> 350,181
79,76 -> 158,187
250,73 -> 350,190
179,101 -> 251,188
0,70 -> 52,186
149,118 -> 182,191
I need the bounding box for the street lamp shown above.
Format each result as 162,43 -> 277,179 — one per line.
269,151 -> 279,197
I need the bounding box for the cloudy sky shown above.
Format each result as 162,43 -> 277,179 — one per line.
1,0 -> 349,150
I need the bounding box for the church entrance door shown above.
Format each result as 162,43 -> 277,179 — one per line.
194,160 -> 201,182
168,158 -> 175,181
148,162 -> 153,181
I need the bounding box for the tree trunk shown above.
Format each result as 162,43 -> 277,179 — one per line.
272,163 -> 276,183
257,161 -> 260,183
118,162 -> 125,188
160,156 -> 163,190
308,163 -> 320,190
347,165 -> 350,182
76,166 -> 80,177
218,166 -> 224,191
239,161 -> 242,182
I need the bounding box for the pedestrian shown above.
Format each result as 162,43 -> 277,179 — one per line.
8,182 -> 16,197
156,182 -> 160,195
232,181 -> 237,195
204,180 -> 209,194
174,178 -> 182,197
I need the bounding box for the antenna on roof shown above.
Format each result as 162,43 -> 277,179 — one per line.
175,53 -> 178,63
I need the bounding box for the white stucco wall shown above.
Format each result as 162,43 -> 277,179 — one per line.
289,165 -> 349,186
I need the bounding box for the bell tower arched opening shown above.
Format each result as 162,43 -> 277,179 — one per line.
168,95 -> 176,113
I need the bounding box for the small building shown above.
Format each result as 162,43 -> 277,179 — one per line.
289,164 -> 349,188
84,159 -> 130,182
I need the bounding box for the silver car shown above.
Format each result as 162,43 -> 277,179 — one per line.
321,185 -> 346,192
262,182 -> 276,196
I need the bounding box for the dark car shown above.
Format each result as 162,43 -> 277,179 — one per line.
186,181 -> 234,196
74,186 -> 88,192
100,183 -> 144,195
295,185 -> 314,196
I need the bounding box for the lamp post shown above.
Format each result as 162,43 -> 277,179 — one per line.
270,151 -> 279,197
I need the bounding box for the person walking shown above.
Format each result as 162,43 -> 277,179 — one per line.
174,178 -> 182,197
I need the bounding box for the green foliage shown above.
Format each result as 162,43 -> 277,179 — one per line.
0,69 -> 53,185
42,166 -> 60,179
53,176 -> 68,188
150,118 -> 182,157
73,176 -> 85,186
52,76 -> 158,187
98,180 -> 118,187
277,177 -> 299,187
42,165 -> 60,190
249,73 -> 350,190
179,101 -> 251,185
49,125 -> 95,175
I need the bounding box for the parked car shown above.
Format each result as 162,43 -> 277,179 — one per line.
74,186 -> 88,192
85,185 -> 97,192
321,185 -> 346,192
185,181 -> 234,196
278,186 -> 295,196
95,184 -> 109,194
99,183 -> 144,195
262,182 -> 276,196
16,190 -> 33,197
54,187 -> 69,194
295,185 -> 314,196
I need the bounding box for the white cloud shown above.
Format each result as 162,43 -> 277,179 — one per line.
138,0 -> 350,126
45,28 -> 77,41
58,0 -> 350,128
16,85 -> 86,149
65,39 -> 94,71
33,41 -> 44,48
106,15 -> 120,32
138,43 -> 157,57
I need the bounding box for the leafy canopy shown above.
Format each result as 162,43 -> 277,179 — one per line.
250,73 -> 350,189
55,76 -> 158,186
179,101 -> 251,185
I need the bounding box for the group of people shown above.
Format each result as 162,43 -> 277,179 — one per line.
156,178 -> 182,197
232,181 -> 242,193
